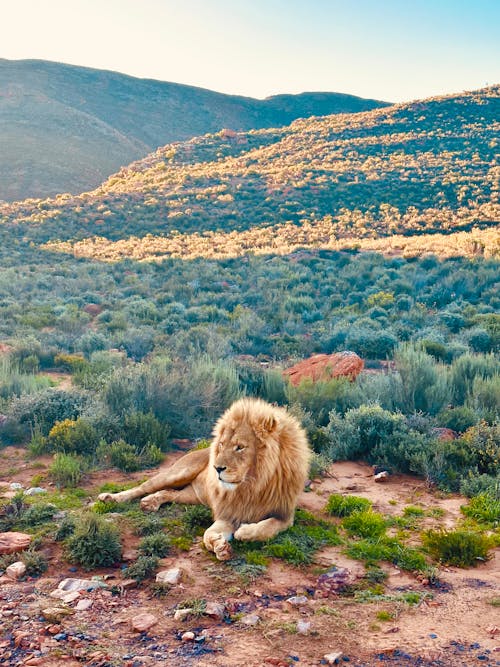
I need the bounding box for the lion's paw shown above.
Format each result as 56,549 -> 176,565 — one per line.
140,494 -> 162,512
234,523 -> 259,541
98,492 -> 117,502
203,531 -> 232,560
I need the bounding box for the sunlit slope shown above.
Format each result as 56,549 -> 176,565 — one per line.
1,85 -> 498,259
0,59 -> 387,200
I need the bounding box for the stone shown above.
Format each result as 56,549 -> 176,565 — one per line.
9,482 -> 23,490
283,351 -> 364,386
132,612 -> 158,633
41,607 -> 74,623
317,566 -> 355,596
25,487 -> 46,496
122,549 -> 138,562
58,577 -> 105,592
204,601 -> 225,620
50,589 -> 80,603
0,532 -> 32,554
118,578 -> 137,590
374,471 -> 389,482
6,561 -> 26,579
75,598 -> 93,611
155,567 -> 183,585
285,595 -> 308,607
174,608 -> 193,621
181,631 -> 195,641
324,653 -> 343,665
297,620 -> 311,635
240,613 -> 260,626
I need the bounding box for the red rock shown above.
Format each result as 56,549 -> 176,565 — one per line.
432,427 -> 458,441
0,532 -> 31,554
283,351 -> 364,386
131,612 -> 158,633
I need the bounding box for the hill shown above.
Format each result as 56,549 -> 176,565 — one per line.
0,59 -> 388,201
1,84 -> 498,261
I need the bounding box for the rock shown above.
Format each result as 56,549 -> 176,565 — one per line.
0,532 -> 31,554
324,652 -> 343,665
25,487 -> 47,496
41,607 -> 74,623
132,612 -> 158,633
50,589 -> 80,603
155,567 -> 183,585
122,549 -> 138,562
75,599 -> 93,611
432,427 -> 458,441
317,566 -> 355,596
174,608 -> 193,621
181,631 -> 195,641
118,578 -> 138,590
297,620 -> 311,635
285,595 -> 308,607
374,471 -> 390,482
6,561 -> 26,579
58,577 -> 105,592
283,351 -> 364,386
240,613 -> 260,626
9,482 -> 23,490
487,626 -> 500,636
24,659 -> 44,666
53,632 -> 68,641
204,601 -> 225,620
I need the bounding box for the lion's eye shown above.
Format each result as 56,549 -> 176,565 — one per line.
234,444 -> 245,452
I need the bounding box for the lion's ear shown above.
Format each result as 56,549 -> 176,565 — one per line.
259,414 -> 277,434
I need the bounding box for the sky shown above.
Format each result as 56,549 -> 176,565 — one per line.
1,0 -> 499,102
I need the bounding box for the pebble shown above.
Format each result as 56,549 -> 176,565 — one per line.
181,631 -> 195,642
50,590 -> 81,603
9,482 -> 23,490
374,471 -> 389,482
53,633 -> 68,641
25,487 -> 47,495
6,561 -> 26,579
297,620 -> 311,635
58,577 -> 105,592
155,567 -> 183,585
174,608 -> 193,621
75,598 -> 93,611
41,607 -> 74,623
240,613 -> 261,626
204,601 -> 225,620
324,652 -> 343,665
132,612 -> 158,633
285,595 -> 308,607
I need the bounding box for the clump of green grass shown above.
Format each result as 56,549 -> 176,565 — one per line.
125,555 -> 159,582
342,511 -> 387,539
182,505 -> 213,534
422,529 -> 493,567
127,511 -> 165,536
49,453 -> 84,488
175,598 -> 207,617
376,610 -> 395,622
18,502 -> 57,528
346,537 -> 427,572
461,493 -> 500,527
66,512 -> 122,569
53,514 -> 77,541
488,597 -> 500,607
403,505 -> 426,517
138,532 -> 171,558
325,493 -> 372,517
22,549 -> 48,576
309,452 -> 331,479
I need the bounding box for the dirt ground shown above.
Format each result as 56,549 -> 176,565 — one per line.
0,450 -> 499,667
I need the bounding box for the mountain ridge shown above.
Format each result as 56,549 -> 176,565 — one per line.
0,58 -> 389,201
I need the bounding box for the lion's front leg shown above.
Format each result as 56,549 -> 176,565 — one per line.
203,520 -> 234,561
234,516 -> 293,542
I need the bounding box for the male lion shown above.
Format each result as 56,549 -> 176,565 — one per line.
98,397 -> 311,560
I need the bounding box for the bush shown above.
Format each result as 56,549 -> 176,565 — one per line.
123,411 -> 169,451
460,422 -> 500,476
437,406 -> 478,433
125,555 -> 159,582
138,533 -> 171,558
9,389 -> 88,435
450,353 -> 499,405
66,513 -> 122,569
182,505 -> 213,534
47,418 -> 99,456
96,438 -> 164,472
49,453 -> 84,487
325,494 -> 372,517
286,377 -> 353,427
342,511 -> 387,538
20,503 -> 57,527
423,529 -> 493,567
395,344 -> 450,415
461,493 -> 500,526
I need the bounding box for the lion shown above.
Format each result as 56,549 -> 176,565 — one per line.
98,397 -> 311,560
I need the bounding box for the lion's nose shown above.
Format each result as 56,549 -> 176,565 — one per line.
215,466 -> 226,475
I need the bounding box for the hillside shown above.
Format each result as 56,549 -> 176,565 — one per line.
0,59 -> 388,200
1,84 -> 498,260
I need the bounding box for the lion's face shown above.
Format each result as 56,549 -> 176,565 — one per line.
211,420 -> 258,490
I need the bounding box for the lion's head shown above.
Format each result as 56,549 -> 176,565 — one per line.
208,398 -> 310,516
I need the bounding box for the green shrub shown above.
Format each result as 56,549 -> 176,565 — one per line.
342,511 -> 387,539
20,503 -> 57,527
395,344 -> 450,415
346,537 -> 427,571
138,532 -> 171,558
461,494 -> 500,526
22,549 -> 49,576
286,377 -> 352,427
66,513 -> 122,569
182,505 -> 213,534
325,494 -> 372,517
54,514 -> 77,541
460,422 -> 500,476
309,452 -> 331,479
123,411 -> 169,451
98,439 -> 141,472
422,529 -> 493,567
450,353 -> 499,405
460,473 -> 500,499
437,406 -> 478,433
9,389 -> 88,435
49,453 -> 84,488
125,555 -> 159,582
47,417 -> 99,456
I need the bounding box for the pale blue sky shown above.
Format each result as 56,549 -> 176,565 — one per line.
1,0 -> 498,102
